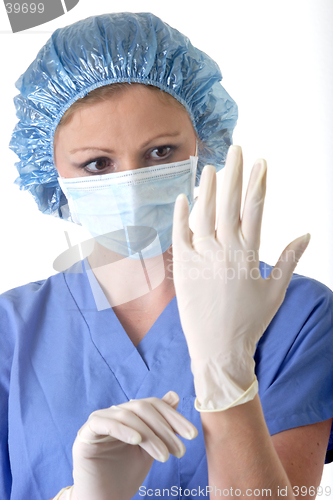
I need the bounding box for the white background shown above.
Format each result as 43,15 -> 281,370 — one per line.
0,0 -> 332,492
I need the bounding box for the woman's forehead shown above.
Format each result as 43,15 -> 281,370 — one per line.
56,88 -> 194,143
56,83 -> 190,130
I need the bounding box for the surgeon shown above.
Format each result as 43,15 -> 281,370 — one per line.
1,12 -> 332,500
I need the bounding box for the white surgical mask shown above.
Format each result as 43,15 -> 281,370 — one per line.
58,145 -> 198,260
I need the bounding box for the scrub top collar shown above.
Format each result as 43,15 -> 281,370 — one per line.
62,258 -> 181,399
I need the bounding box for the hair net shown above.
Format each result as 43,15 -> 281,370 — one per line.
9,12 -> 238,219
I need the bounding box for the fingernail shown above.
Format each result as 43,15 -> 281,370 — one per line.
158,452 -> 169,462
300,233 -> 311,250
228,145 -> 241,158
184,428 -> 198,440
129,433 -> 142,445
253,159 -> 267,195
164,391 -> 179,405
175,447 -> 185,459
253,159 -> 266,178
176,193 -> 187,203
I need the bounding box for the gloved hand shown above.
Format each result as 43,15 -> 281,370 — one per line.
172,145 -> 311,411
65,391 -> 197,500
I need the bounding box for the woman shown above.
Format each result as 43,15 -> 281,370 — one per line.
1,12 -> 332,500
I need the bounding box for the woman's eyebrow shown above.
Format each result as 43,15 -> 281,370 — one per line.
69,132 -> 182,154
69,147 -> 115,154
141,131 -> 181,148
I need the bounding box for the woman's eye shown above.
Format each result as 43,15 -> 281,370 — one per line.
150,146 -> 172,159
83,157 -> 112,173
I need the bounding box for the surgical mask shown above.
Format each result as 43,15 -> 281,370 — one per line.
58,147 -> 198,260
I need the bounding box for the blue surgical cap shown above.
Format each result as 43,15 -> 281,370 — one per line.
9,12 -> 238,218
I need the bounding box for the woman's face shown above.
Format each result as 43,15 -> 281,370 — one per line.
54,85 -> 197,178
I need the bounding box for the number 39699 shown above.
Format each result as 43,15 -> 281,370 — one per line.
5,3 -> 45,14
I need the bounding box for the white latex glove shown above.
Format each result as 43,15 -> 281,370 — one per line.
172,145 -> 311,411
64,391 -> 197,500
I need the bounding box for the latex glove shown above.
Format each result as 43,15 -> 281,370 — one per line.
172,145 -> 310,411
68,391 -> 197,500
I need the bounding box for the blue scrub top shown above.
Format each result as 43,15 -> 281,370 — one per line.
0,260 -> 332,500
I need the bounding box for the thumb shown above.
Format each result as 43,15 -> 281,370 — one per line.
268,233 -> 311,293
161,391 -> 180,409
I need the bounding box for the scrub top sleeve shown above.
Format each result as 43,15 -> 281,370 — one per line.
0,294 -> 16,498
255,274 -> 333,464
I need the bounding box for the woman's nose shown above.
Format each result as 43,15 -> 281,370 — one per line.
117,156 -> 147,172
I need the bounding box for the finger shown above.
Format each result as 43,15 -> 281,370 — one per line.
216,145 -> 243,242
241,159 -> 267,250
266,233 -> 311,298
77,415 -> 142,446
144,396 -> 197,441
120,399 -> 195,459
172,193 -> 192,262
192,164 -> 216,244
87,408 -> 171,462
161,390 -> 180,410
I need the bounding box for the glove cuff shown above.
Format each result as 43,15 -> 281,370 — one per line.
53,486 -> 73,499
194,376 -> 258,412
191,356 -> 258,411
